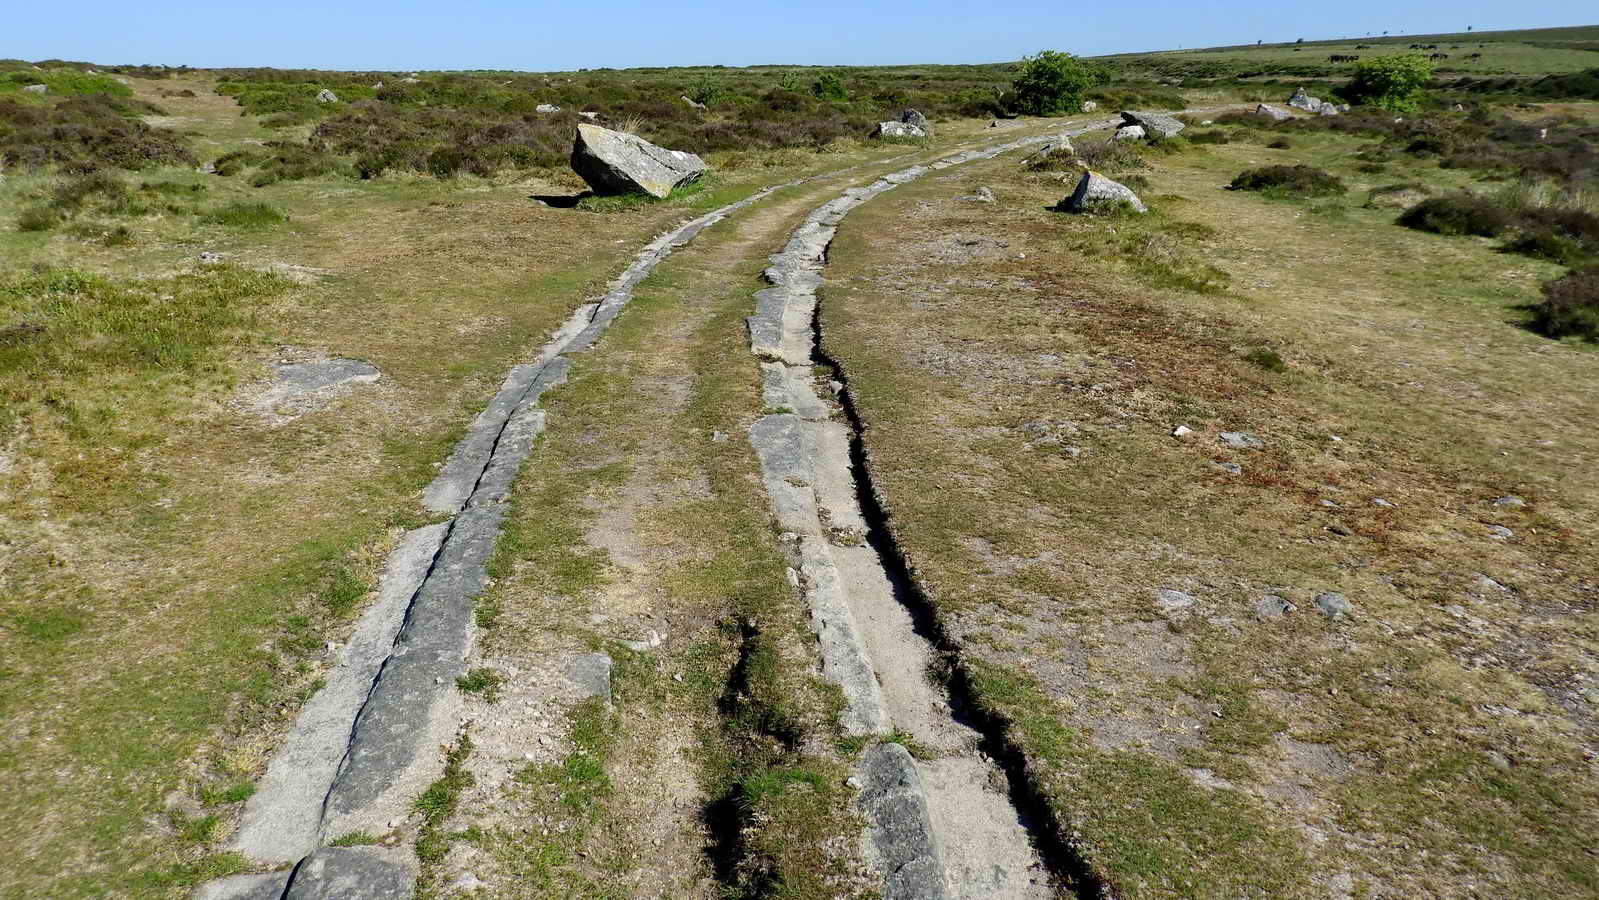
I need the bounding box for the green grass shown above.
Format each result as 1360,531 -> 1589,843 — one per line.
415,735 -> 476,866
202,201 -> 287,229
455,666 -> 505,703
0,68 -> 133,98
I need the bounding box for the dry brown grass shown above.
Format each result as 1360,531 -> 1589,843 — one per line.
820,125 -> 1599,897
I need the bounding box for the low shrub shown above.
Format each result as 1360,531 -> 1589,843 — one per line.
1187,130 -> 1231,145
1243,348 -> 1288,372
1074,137 -> 1147,173
1397,194 -> 1516,236
17,205 -> 60,232
1529,266 -> 1599,341
1229,165 -> 1346,197
0,95 -> 193,171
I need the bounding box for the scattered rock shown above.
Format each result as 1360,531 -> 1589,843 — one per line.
1156,589 -> 1196,612
1172,424 -> 1195,438
1373,498 -> 1396,508
1255,595 -> 1295,619
872,120 -> 926,139
1112,124 -> 1146,142
1022,138 -> 1074,165
315,88 -> 338,103
711,430 -> 728,443
1317,103 -> 1340,116
1486,525 -> 1514,541
199,251 -> 223,264
1081,100 -> 1098,112
1314,591 -> 1351,620
1213,461 -> 1242,475
681,95 -> 706,110
1120,110 -> 1185,138
570,123 -> 707,199
1063,171 -> 1147,213
1484,750 -> 1511,771
536,103 -> 561,113
1491,495 -> 1525,508
578,111 -> 599,120
1326,523 -> 1352,536
22,83 -> 48,95
1475,574 -> 1508,593
447,872 -> 485,893
1254,103 -> 1292,121
1217,431 -> 1264,449
963,186 -> 996,204
1061,446 -> 1085,458
1287,87 -> 1322,111
565,653 -> 613,703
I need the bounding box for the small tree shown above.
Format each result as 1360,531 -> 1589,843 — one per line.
1010,50 -> 1103,116
812,72 -> 847,101
1345,53 -> 1433,112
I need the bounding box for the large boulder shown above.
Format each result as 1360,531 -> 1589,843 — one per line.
1287,87 -> 1322,111
570,124 -> 707,199
899,108 -> 932,136
872,120 -> 926,139
1255,103 -> 1291,121
316,89 -> 338,103
1063,171 -> 1147,213
1120,110 -> 1184,138
21,83 -> 47,95
536,103 -> 561,113
1113,124 -> 1145,142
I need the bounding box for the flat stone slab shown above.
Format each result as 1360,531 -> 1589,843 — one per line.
857,742 -> 948,900
283,847 -> 416,899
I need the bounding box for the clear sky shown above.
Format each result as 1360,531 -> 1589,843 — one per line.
6,1 -> 1594,71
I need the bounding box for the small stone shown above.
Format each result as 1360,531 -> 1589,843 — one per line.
1255,595 -> 1294,619
326,641 -> 338,653
1373,498 -> 1396,508
673,672 -> 683,682
1218,431 -> 1264,449
965,186 -> 996,204
846,775 -> 864,790
1484,750 -> 1511,771
1214,461 -> 1242,475
1156,589 -> 1196,612
1475,574 -> 1508,593
1172,424 -> 1195,438
199,251 -> 223,264
711,430 -> 728,443
1443,604 -> 1467,617
1327,523 -> 1352,536
828,380 -> 844,395
778,531 -> 799,543
785,567 -> 800,587
1320,499 -> 1341,508
1486,525 -> 1514,541
536,103 -> 561,113
1313,591 -> 1351,620
1491,496 -> 1525,508
447,873 -> 485,893
1061,446 -> 1084,459
434,676 -> 444,685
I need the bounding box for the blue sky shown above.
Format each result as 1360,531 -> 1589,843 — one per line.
7,1 -> 1594,70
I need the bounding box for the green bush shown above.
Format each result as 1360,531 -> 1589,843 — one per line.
1011,50 -> 1104,116
1530,266 -> 1599,341
811,72 -> 847,102
17,205 -> 60,232
1345,54 -> 1433,113
1229,165 -> 1346,197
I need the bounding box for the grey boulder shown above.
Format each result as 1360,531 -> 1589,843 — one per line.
21,84 -> 47,94
1287,87 -> 1321,111
570,123 -> 707,199
316,89 -> 338,103
1112,124 -> 1145,141
898,108 -> 932,136
682,95 -> 706,110
1081,100 -> 1098,112
1063,171 -> 1147,214
536,103 -> 561,113
1121,109 -> 1185,137
1255,103 -> 1291,121
872,120 -> 926,139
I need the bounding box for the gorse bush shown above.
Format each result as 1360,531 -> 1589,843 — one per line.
1010,50 -> 1106,116
1230,165 -> 1347,197
811,73 -> 847,102
1530,266 -> 1599,341
1345,54 -> 1434,113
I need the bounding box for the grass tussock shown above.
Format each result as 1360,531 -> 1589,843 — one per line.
202,201 -> 287,229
